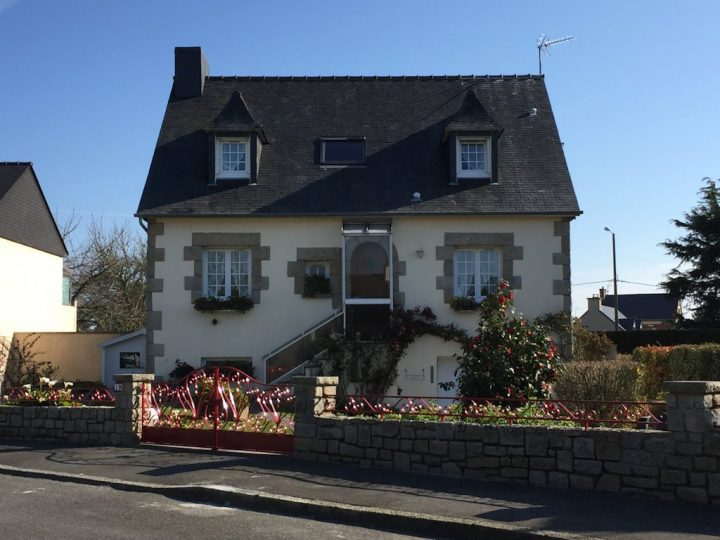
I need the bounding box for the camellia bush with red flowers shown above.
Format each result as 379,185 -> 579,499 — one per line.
456,281 -> 559,399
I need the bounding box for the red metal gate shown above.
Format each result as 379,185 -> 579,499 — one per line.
141,366 -> 294,454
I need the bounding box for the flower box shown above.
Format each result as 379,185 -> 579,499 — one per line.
450,296 -> 479,311
193,295 -> 254,313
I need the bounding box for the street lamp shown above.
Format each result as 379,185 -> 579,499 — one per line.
603,227 -> 619,331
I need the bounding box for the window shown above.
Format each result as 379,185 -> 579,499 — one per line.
456,137 -> 490,178
62,275 -> 72,306
203,249 -> 251,298
321,138 -> 365,165
454,249 -> 500,299
305,262 -> 329,278
215,137 -> 250,179
119,352 -> 142,369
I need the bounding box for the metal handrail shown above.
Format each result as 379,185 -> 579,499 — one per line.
262,306 -> 343,360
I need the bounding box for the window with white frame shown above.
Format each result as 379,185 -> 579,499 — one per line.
456,137 -> 490,178
305,262 -> 329,278
454,249 -> 500,299
203,249 -> 251,298
215,137 -> 250,179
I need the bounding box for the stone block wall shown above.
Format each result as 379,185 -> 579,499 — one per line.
293,378 -> 720,505
0,405 -> 135,445
0,373 -> 154,446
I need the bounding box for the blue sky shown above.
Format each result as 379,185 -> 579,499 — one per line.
1,1 -> 719,316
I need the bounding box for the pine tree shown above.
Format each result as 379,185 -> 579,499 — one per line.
661,178 -> 720,326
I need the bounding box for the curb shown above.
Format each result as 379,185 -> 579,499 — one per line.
0,464 -> 599,540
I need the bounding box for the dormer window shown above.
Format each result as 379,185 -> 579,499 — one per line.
215,137 -> 250,179
321,138 -> 366,165
456,136 -> 491,178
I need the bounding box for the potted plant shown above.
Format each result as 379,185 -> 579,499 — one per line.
303,274 -> 332,297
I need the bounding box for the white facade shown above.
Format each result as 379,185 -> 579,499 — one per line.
149,215 -> 567,386
0,236 -> 76,341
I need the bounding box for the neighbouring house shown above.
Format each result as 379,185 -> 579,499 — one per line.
136,47 -> 581,393
0,163 -> 77,382
579,288 -> 680,331
100,330 -> 146,386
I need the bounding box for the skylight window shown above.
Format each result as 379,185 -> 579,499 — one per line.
321,138 -> 366,165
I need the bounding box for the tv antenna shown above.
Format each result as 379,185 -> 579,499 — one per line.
536,34 -> 574,75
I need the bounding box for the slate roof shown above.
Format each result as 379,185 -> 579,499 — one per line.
603,294 -> 679,323
0,162 -> 67,257
137,75 -> 580,217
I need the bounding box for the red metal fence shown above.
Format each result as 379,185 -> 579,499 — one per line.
141,366 -> 294,453
333,394 -> 666,430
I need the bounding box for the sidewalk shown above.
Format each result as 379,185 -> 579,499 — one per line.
0,440 -> 718,539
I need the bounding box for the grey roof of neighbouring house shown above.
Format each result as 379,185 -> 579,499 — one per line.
603,294 -> 678,322
137,75 -> 580,217
0,162 -> 67,257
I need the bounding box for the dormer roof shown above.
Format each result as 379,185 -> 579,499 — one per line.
211,90 -> 268,143
442,90 -> 503,140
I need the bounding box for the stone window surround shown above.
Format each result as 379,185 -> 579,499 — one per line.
183,233 -> 270,305
287,248 -> 342,308
435,232 -> 523,305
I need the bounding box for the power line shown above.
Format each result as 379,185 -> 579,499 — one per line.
618,280 -> 661,287
571,279 -> 611,287
571,279 -> 661,288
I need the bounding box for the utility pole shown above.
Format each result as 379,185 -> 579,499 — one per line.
604,227 -> 619,331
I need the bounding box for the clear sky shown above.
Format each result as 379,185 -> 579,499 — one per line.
1,0 -> 719,317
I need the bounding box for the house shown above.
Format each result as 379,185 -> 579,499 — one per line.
100,330 -> 146,386
136,47 -> 581,393
0,162 -> 77,385
580,289 -> 679,331
0,163 -> 76,361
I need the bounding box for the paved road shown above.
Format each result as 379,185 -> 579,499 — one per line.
0,475 -> 425,540
2,442 -> 720,539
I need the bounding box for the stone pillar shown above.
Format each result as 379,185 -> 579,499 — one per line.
664,381 -> 720,435
293,376 -> 338,421
113,373 -> 155,445
292,376 -> 338,461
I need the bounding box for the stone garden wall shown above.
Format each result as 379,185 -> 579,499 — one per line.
293,377 -> 720,505
0,374 -> 153,446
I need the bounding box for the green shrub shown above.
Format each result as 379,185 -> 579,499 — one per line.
634,343 -> 720,399
572,321 -> 615,361
456,281 -> 558,399
553,359 -> 640,402
607,329 -> 720,354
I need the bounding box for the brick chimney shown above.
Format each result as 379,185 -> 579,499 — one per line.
599,287 -> 606,301
174,47 -> 209,99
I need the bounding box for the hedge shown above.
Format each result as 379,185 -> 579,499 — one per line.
633,343 -> 720,399
553,359 -> 640,402
605,329 -> 720,354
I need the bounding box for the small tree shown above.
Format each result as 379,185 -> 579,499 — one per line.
3,334 -> 58,387
661,178 -> 720,326
65,219 -> 146,332
456,282 -> 558,399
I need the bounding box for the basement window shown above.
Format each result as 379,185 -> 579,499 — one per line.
321,138 -> 366,165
